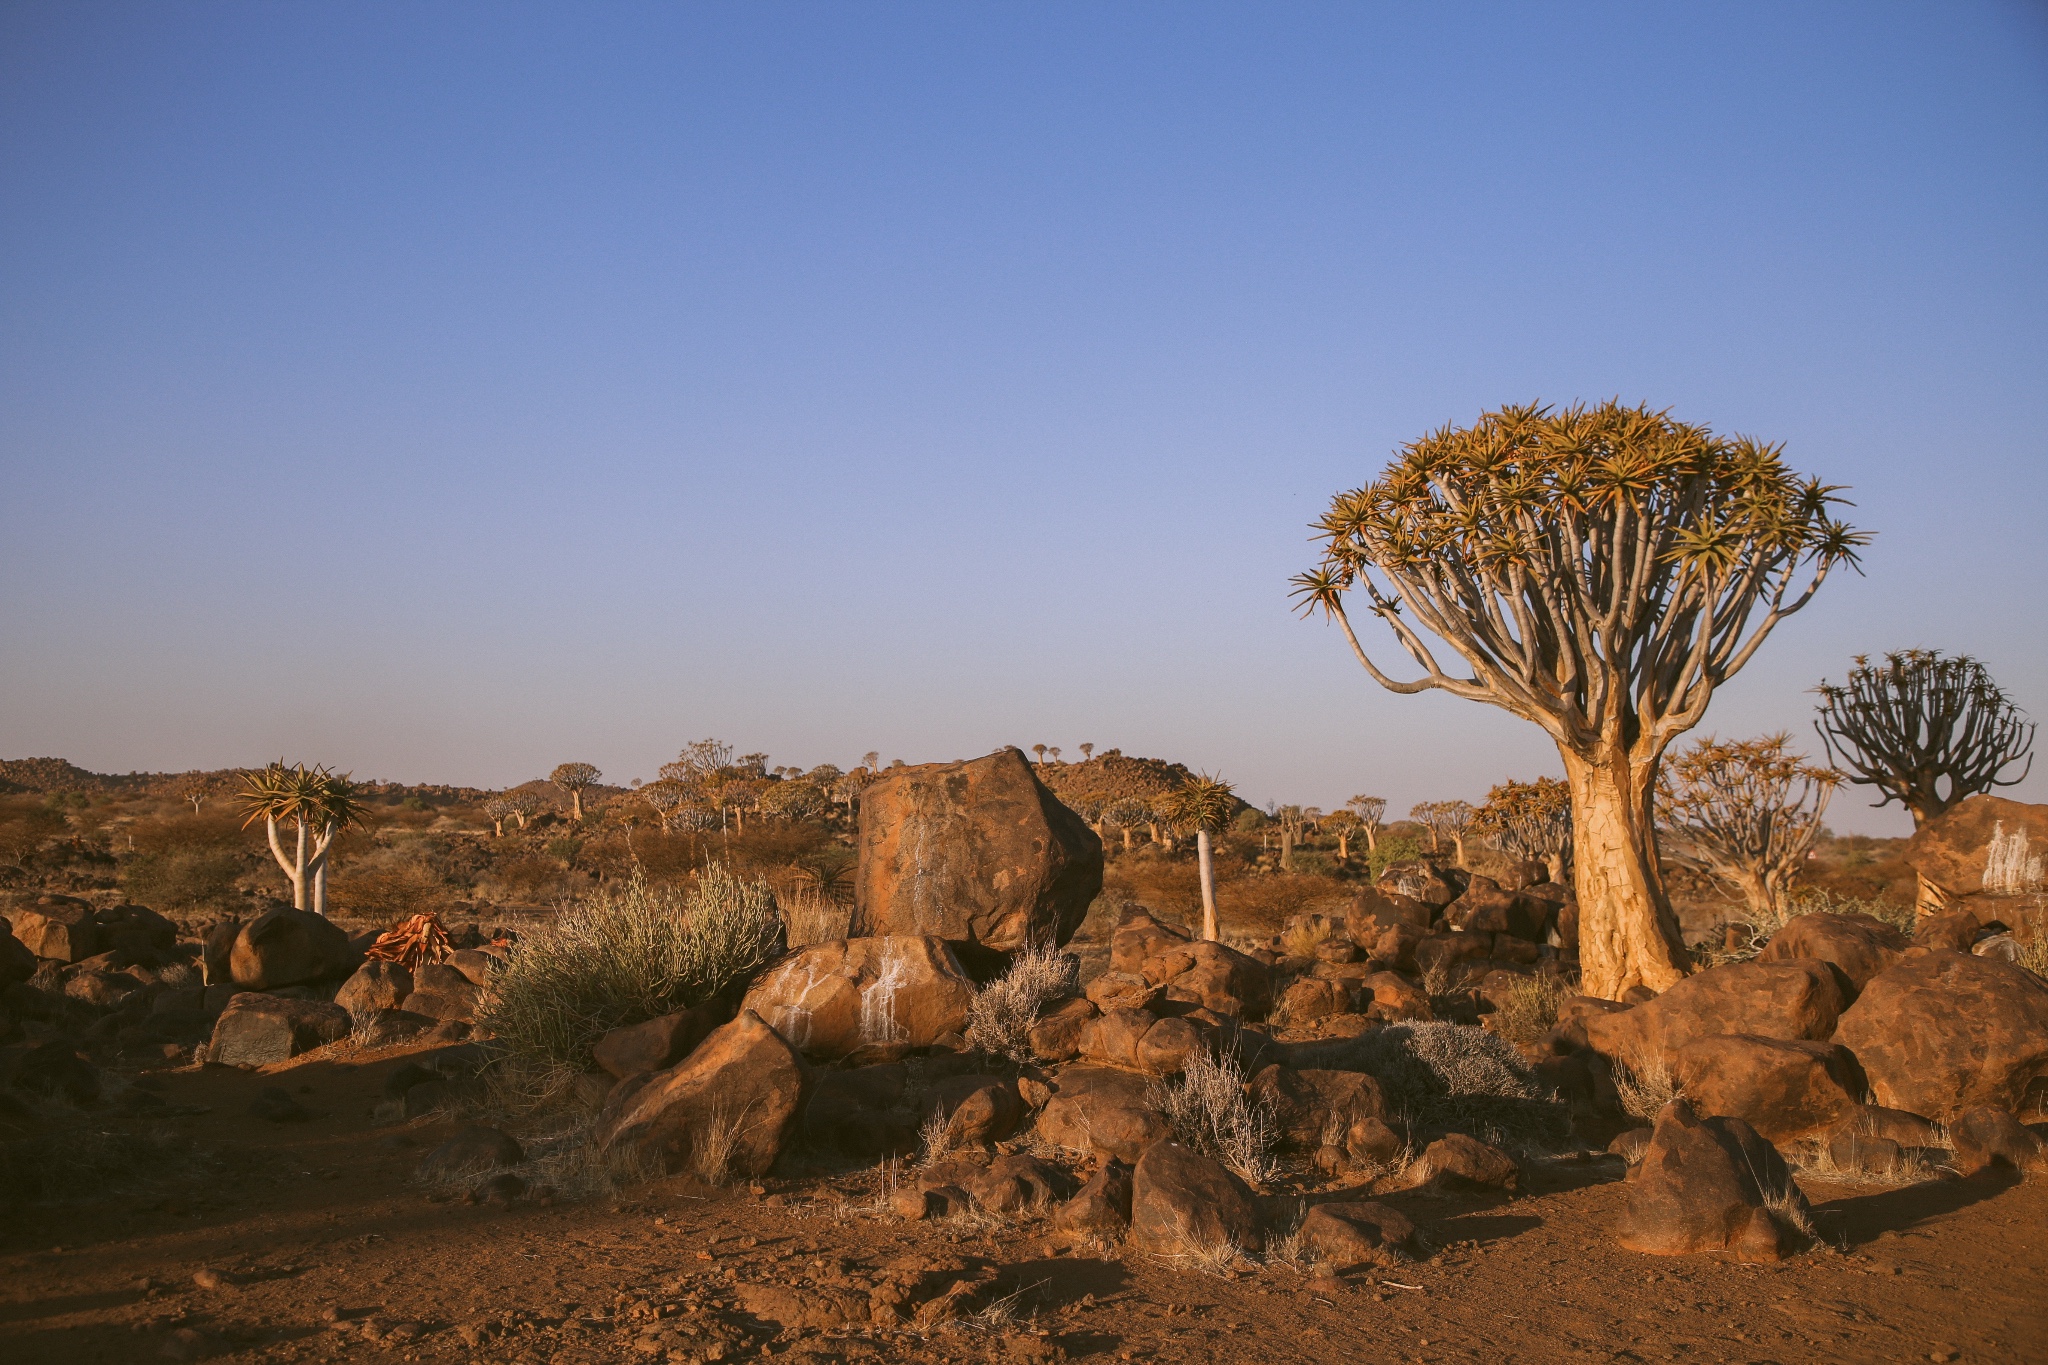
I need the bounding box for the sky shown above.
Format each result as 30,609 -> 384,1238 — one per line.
2,2 -> 2045,836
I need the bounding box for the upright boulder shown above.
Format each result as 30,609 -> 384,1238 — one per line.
594,1010 -> 806,1177
1129,1141 -> 1261,1257
1905,795 -> 2048,909
1034,1065 -> 1172,1163
10,896 -> 102,963
1757,912 -> 1908,995
741,936 -> 976,1060
1619,1099 -> 1812,1262
1583,960 -> 1847,1071
852,748 -> 1102,951
229,909 -> 356,991
334,961 -> 414,1015
1831,950 -> 2048,1120
593,1000 -> 728,1079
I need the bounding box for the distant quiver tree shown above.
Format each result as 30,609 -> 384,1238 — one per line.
1345,795 -> 1387,852
1293,401 -> 1867,997
236,761 -> 367,915
1657,734 -> 1838,927
550,762 -> 602,820
1813,649 -> 2034,828
1473,777 -> 1573,881
1161,774 -> 1236,943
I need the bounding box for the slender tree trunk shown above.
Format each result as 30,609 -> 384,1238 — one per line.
1562,745 -> 1690,998
265,817 -> 309,909
1337,831 -> 1350,860
1197,829 -> 1218,942
1121,827 -> 1133,852
571,789 -> 584,820
1364,825 -> 1377,853
1280,826 -> 1294,871
1451,834 -> 1467,865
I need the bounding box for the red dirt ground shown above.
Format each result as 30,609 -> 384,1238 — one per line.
3,1041 -> 2044,1365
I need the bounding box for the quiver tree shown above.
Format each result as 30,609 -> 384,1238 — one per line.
1161,774 -> 1237,942
1294,401 -> 1866,997
483,797 -> 515,837
1473,777 -> 1573,881
1105,797 -> 1151,851
504,791 -> 541,829
1814,649 -> 2035,828
1346,795 -> 1387,852
549,763 -> 602,820
236,762 -> 368,915
1411,800 -> 1473,861
1275,805 -> 1310,870
1657,734 -> 1838,931
1321,809 -> 1363,860
639,779 -> 688,832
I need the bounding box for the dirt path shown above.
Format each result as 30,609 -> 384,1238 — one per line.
4,1044 -> 2044,1365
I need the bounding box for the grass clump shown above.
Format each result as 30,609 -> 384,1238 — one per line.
483,868 -> 783,1070
964,944 -> 1080,1063
1486,974 -> 1570,1047
1149,1049 -> 1280,1185
1612,1052 -> 1681,1124
1352,1021 -> 1570,1152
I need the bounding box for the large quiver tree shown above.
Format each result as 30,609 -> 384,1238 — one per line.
1293,401 -> 1866,997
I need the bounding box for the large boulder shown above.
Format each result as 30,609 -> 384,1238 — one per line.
1111,911 -> 1272,1019
206,992 -> 353,1067
741,936 -> 976,1060
10,896 -> 103,963
1297,1201 -> 1418,1268
1757,912 -> 1908,994
1618,1098 -> 1813,1261
1034,1065 -> 1172,1163
1831,950 -> 2048,1120
399,962 -> 487,1022
229,909 -> 357,991
334,961 -> 414,1015
1582,960 -> 1847,1071
1251,1065 -> 1392,1151
1440,875 -> 1553,942
97,904 -> 177,962
1129,1140 -> 1261,1257
1376,860 -> 1463,909
1670,1034 -> 1865,1145
0,921 -> 37,983
594,1010 -> 806,1177
1904,795 -> 2048,906
851,747 -> 1103,951
1051,1159 -> 1134,1233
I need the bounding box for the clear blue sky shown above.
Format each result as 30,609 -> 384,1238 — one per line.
3,2 -> 2044,835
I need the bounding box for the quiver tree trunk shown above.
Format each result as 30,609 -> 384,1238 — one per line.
1563,747 -> 1690,998
1197,830 -> 1219,942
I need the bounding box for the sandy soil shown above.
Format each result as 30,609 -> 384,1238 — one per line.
4,1042 -> 2044,1365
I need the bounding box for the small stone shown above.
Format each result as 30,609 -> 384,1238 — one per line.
191,1268 -> 227,1291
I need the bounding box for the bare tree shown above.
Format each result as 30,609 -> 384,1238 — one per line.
1295,401 -> 1865,996
1473,777 -> 1573,881
483,797 -> 515,837
1049,747 -> 1063,764
640,778 -> 687,832
1658,734 -> 1838,927
1032,744 -> 1049,765
1104,797 -> 1150,852
549,763 -> 602,820
504,791 -> 541,829
1080,742 -> 1095,761
1320,809 -> 1363,860
1162,775 -> 1237,942
1814,649 -> 2035,828
1346,795 -> 1387,852
1275,805 -> 1309,870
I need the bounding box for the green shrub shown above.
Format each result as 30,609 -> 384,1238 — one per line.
1366,833 -> 1427,880
483,868 -> 784,1070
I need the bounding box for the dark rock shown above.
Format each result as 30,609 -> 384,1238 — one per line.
416,1125 -> 524,1178
592,1000 -> 726,1079
1034,1065 -> 1171,1162
249,1085 -> 310,1122
8,1040 -> 99,1103
1026,996 -> 1099,1062
1618,1098 -> 1811,1261
595,1010 -> 806,1176
229,909 -> 356,991
1832,950 -> 2048,1120
1947,1106 -> 2048,1177
1129,1140 -> 1261,1256
1297,1201 -> 1417,1268
205,992 -> 352,1066
1408,1133 -> 1518,1192
1670,1034 -> 1866,1145
1051,1159 -> 1133,1232
334,961 -> 413,1015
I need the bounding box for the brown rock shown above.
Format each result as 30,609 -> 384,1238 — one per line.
742,936 -> 976,1060
1829,1103 -> 1945,1150
851,747 -> 1103,951
1915,909 -> 1985,952
0,920 -> 35,983
334,961 -> 413,1015
1904,795 -> 2048,905
1135,1015 -> 1210,1076
1367,923 -> 1426,972
1026,996 -> 1099,1062
592,1000 -> 727,1079
1457,848 -> 1547,892
1083,970 -> 1162,1014
1110,909 -> 1197,975
1052,1158 -> 1134,1232
1583,960 -> 1848,1072
228,909 -> 356,991
925,1075 -> 1025,1147
1252,1065 -> 1391,1151
444,948 -> 501,986
1153,940 -> 1273,1020
1831,950 -> 2048,1120
1129,1140 -> 1261,1256
594,1010 -> 806,1176
1359,972 -> 1432,1022
206,992 -> 352,1066
1440,875 -> 1552,942
1376,860 -> 1463,909
1347,888 -> 1433,941
1296,1201 -> 1417,1268
1034,1065 -> 1171,1162
1670,1034 -> 1866,1145
1077,1008 -> 1157,1070
1275,977 -> 1353,1027
10,896 -> 102,963
1757,912 -> 1909,995
1409,1133 -> 1518,1192
1618,1098 -> 1812,1261
1946,1106 -> 2048,1176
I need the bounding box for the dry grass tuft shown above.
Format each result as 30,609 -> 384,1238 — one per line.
1612,1053 -> 1681,1124
1150,1050 -> 1280,1185
1486,974 -> 1570,1047
965,944 -> 1079,1063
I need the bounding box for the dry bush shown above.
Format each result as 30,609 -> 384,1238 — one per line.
1486,974 -> 1570,1046
1278,916 -> 1338,959
1350,1022 -> 1569,1152
1149,1050 -> 1280,1185
779,883 -> 852,947
118,848 -> 247,915
965,945 -> 1080,1062
689,1101 -> 754,1186
482,868 -> 783,1070
1613,1053 -> 1681,1124
1795,1135 -> 1942,1187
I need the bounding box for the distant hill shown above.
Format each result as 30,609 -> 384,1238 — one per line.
0,757 -> 502,803
1034,749 -> 1253,819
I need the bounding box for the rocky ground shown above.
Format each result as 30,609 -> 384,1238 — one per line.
3,1037 -> 2045,1365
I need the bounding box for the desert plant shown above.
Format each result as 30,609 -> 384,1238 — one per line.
1295,401 -> 1866,998
1473,777 -> 1573,881
483,869 -> 783,1070
118,847 -> 244,915
1149,1049 -> 1280,1185
1411,800 -> 1474,861
965,944 -> 1080,1063
234,761 -> 368,914
1485,974 -> 1570,1047
1815,649 -> 2034,827
1354,1021 -> 1569,1151
1104,798 -> 1151,852
1345,795 -> 1387,852
1658,734 -> 1839,927
549,763 -> 603,821
1612,1053 -> 1681,1124
1161,774 -> 1237,942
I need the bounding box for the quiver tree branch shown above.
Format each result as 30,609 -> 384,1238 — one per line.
1295,400 -> 1867,997
1814,649 -> 2035,827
